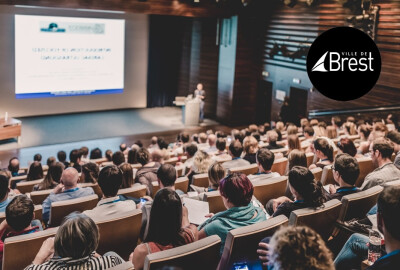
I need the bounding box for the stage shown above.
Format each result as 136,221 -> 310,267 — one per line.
0,107 -> 221,168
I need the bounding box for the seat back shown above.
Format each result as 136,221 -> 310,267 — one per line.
192,173 -> 209,188
49,195 -> 98,227
30,189 -> 53,205
90,157 -> 108,165
338,185 -> 383,222
16,179 -> 44,194
311,167 -> 323,182
118,185 -> 147,198
355,157 -> 375,187
144,235 -> 221,270
383,180 -> 400,187
289,199 -> 342,240
79,183 -> 103,199
205,190 -> 226,214
253,176 -> 287,206
164,157 -> 179,166
152,182 -> 160,198
175,177 -> 189,193
306,152 -> 315,167
321,165 -> 335,185
96,210 -> 142,261
9,175 -> 27,189
3,227 -> 58,270
271,158 -> 288,176
218,215 -> 288,270
229,164 -> 259,176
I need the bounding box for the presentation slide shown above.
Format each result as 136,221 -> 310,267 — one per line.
15,15 -> 125,99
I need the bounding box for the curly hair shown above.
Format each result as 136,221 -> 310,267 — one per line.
269,226 -> 334,270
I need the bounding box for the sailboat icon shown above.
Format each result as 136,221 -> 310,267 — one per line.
311,51 -> 329,72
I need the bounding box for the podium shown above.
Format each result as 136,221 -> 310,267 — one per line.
0,118 -> 22,143
174,96 -> 200,126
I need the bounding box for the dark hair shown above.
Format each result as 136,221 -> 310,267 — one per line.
119,143 -> 127,152
47,156 -> 57,167
314,138 -> 334,162
134,140 -> 143,148
337,138 -> 357,157
69,149 -> 82,164
119,163 -> 134,189
359,124 -> 372,139
57,151 -> 67,162
216,138 -> 226,152
81,163 -> 99,184
229,141 -> 243,158
288,166 -> 326,207
256,148 -> 275,171
98,165 -> 123,197
157,138 -> 169,150
288,150 -> 307,171
80,146 -> 89,157
387,131 -> 400,145
0,175 -> 9,200
105,150 -> 113,161
89,148 -> 102,160
8,157 -> 19,174
219,173 -> 253,207
208,162 -> 225,190
252,132 -> 261,142
377,186 -> 400,240
27,161 -> 44,181
38,162 -> 64,190
157,164 -> 177,187
33,154 -> 42,162
136,148 -> 150,166
6,195 -> 34,231
112,151 -> 125,166
185,144 -> 198,157
373,138 -> 394,159
333,153 -> 359,186
181,132 -> 190,143
127,149 -> 138,164
145,189 -> 185,246
303,126 -> 315,137
332,116 -> 342,127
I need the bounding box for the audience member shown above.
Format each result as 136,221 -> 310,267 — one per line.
222,141 -> 250,170
327,125 -> 338,139
135,148 -> 161,196
286,134 -> 302,157
46,156 -> 56,167
89,148 -> 102,160
182,144 -> 197,175
119,143 -> 128,153
386,130 -> 400,169
204,134 -> 217,153
212,138 -> 231,162
302,126 -> 315,152
187,150 -> 212,181
119,163 -> 134,188
33,154 -> 42,163
34,162 -> 64,191
26,161 -> 44,181
8,157 -> 23,177
105,149 -> 113,162
242,136 -> 259,164
248,148 -> 280,182
309,138 -> 334,170
127,148 -> 138,165
80,146 -> 90,163
57,151 -> 70,168
265,130 -> 283,150
0,175 -> 11,212
287,149 -> 307,173
80,163 -> 99,184
337,138 -> 363,158
69,149 -> 83,173
112,151 -> 125,166
190,162 -> 226,197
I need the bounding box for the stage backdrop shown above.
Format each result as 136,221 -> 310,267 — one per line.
0,6 -> 148,117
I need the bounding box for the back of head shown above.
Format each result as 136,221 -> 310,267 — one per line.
98,165 -> 123,197
267,130 -> 278,143
334,153 -> 359,186
119,143 -> 127,152
89,148 -> 102,160
303,126 -> 315,137
326,126 -> 338,139
151,136 -> 158,145
157,164 -> 177,188
193,151 -> 211,174
243,136 -> 258,155
332,116 -> 342,127
57,151 -> 67,162
256,148 -> 275,171
0,175 -> 9,201
337,138 -> 357,157
359,124 -> 372,139
69,149 -> 82,164
6,195 -> 34,232
45,162 -> 65,185
373,138 -> 394,159
112,151 -> 125,166
219,173 -> 253,207
287,135 -> 301,151
47,156 -> 57,167
314,138 -> 334,162
81,163 -> 99,184
157,138 -> 168,150
216,138 -> 226,152
105,150 -> 113,161
387,130 -> 400,145
269,226 -> 334,270
185,144 -> 198,158
208,162 -> 225,189
199,133 -> 208,143
288,150 -> 307,171
276,122 -> 285,131
229,141 -> 243,158
136,148 -> 150,166
287,125 -> 298,135
119,163 -> 134,188
127,149 -> 138,164
33,153 -> 42,162
289,166 -> 325,207
55,213 -> 99,259
61,168 -> 80,188
80,146 -> 89,157
151,149 -> 164,163
377,186 -> 400,241
27,161 -> 44,181
310,119 -> 319,127
8,157 -> 19,174
347,116 -> 355,123
208,134 -> 217,146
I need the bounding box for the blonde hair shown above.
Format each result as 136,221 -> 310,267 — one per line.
243,136 -> 259,155
287,125 -> 298,135
193,151 -> 212,174
287,135 -> 301,154
276,122 -> 285,131
269,226 -> 334,270
326,126 -> 338,139
208,162 -> 225,190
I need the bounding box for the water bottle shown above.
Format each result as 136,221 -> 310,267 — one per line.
368,229 -> 383,265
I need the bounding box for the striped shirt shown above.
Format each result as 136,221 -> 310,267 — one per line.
24,254 -> 123,270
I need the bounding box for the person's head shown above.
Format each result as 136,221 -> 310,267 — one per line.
57,151 -> 67,163
229,141 -> 243,158
6,195 -> 34,232
127,148 -> 138,164
219,173 -> 253,208
145,188 -> 185,246
199,133 -> 208,144
287,125 -> 298,135
337,138 -> 357,157
184,144 -> 198,158
370,138 -> 394,166
69,149 -> 82,164
60,168 -> 80,189
288,166 -> 326,207
256,148 -> 275,172
287,135 -> 301,152
98,165 -> 123,197
157,138 -> 168,150
346,116 -> 355,123
344,122 -> 357,135
386,131 -> 400,152
42,162 -> 65,189
119,143 -> 127,152
197,83 -> 203,90
267,130 -> 279,144
269,226 -> 334,270
193,151 -> 212,174
303,126 -> 315,138
89,148 -> 102,160
112,151 -> 125,166
33,153 -> 42,162
54,213 -> 99,259
377,186 -> 400,242
0,174 -> 10,201
27,161 -> 44,181
80,146 -> 89,158
8,157 -> 20,174
288,150 -> 307,171
249,124 -> 258,133
208,162 -> 225,190
46,156 -> 57,167
243,136 -> 258,155
331,116 -> 342,127
326,126 -> 338,139
136,148 -> 150,166
151,136 -> 158,145
151,149 -> 164,163
275,122 -> 285,131
310,119 -> 319,127
208,134 -> 217,147
180,132 -> 190,143
105,149 -> 113,161
216,138 -> 226,152
373,122 -> 388,135
358,124 -> 372,139
80,163 -> 99,184
119,163 -> 134,189
313,138 -> 334,162
157,164 -> 177,188
333,153 -> 360,186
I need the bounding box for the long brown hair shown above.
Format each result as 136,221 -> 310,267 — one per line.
37,162 -> 64,190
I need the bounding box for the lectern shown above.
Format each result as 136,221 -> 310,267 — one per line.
173,96 -> 200,125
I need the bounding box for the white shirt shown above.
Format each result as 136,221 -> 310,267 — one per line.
83,196 -> 136,221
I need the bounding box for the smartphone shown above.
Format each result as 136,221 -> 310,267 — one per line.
140,198 -> 148,204
233,263 -> 249,270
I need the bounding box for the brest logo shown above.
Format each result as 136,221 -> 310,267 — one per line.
311,51 -> 374,72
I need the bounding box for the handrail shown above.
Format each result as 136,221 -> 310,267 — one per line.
308,105 -> 400,117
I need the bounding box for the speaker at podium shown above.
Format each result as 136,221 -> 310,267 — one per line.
173,96 -> 200,126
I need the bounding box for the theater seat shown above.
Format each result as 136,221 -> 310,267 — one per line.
143,235 -> 221,270
321,165 -> 335,185
118,185 -> 147,198
49,194 -> 98,227
164,157 -> 179,166
383,180 -> 400,187
192,173 -> 209,188
306,152 -> 315,167
271,158 -> 288,176
355,157 -> 374,187
79,183 -> 103,199
30,189 -> 53,205
229,164 -> 259,176
310,167 -> 323,182
175,176 -> 189,193
252,176 -> 287,206
218,215 -> 289,270
16,179 -> 44,194
205,190 -> 225,214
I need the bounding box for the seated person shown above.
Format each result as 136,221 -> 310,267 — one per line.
222,141 -> 250,170
186,150 -> 212,182
301,126 -> 315,152
80,163 -> 99,184
119,163 -> 135,189
34,162 -> 64,191
242,136 -> 259,164
266,166 -> 326,218
135,148 -> 161,196
212,138 -> 231,162
309,138 -> 334,170
26,161 -> 44,182
190,162 -> 226,199
361,138 -> 400,190
337,138 -> 364,158
69,149 -> 83,173
7,157 -> 25,177
25,212 -> 124,269
198,173 -> 266,255
131,188 -> 197,270
0,175 -> 11,212
204,134 -> 217,153
265,130 -> 284,150
257,226 -> 334,270
0,195 -> 42,261
42,168 -> 94,225
326,153 -> 361,200
112,151 -> 125,166
57,151 -> 70,168
83,165 -> 136,221
285,134 -> 302,158
181,144 -> 198,176
248,148 -> 280,182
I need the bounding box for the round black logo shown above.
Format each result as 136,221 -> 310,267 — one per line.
307,27 -> 381,101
